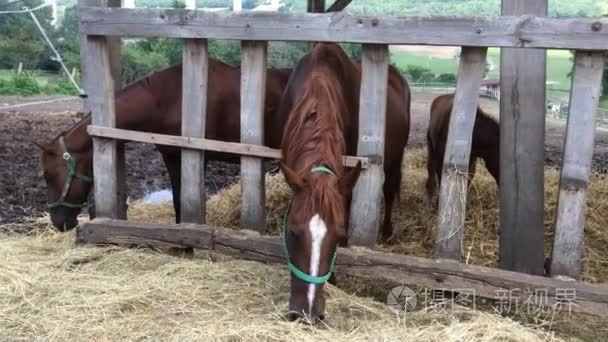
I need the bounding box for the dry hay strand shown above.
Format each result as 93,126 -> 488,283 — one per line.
128,148 -> 608,284
0,228 -> 562,341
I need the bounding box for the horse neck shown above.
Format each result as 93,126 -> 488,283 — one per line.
63,70 -> 175,154
474,111 -> 500,180
62,114 -> 93,153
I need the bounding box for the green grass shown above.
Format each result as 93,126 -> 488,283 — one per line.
391,48 -> 574,89
600,97 -> 608,110
390,53 -> 458,79
0,69 -> 59,86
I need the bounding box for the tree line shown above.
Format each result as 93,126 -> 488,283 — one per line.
0,0 -> 605,96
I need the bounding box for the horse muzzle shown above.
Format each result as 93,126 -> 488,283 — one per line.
50,207 -> 79,232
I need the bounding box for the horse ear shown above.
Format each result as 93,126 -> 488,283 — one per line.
280,161 -> 305,190
339,161 -> 362,195
30,139 -> 54,154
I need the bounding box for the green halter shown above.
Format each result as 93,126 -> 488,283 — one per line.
47,136 -> 93,210
281,165 -> 338,285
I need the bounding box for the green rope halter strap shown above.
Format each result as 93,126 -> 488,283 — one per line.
47,136 -> 93,210
281,164 -> 338,285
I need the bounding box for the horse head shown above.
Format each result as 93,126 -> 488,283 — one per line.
280,161 -> 361,322
33,134 -> 93,231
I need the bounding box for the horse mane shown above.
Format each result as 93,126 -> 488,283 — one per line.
282,46 -> 351,225
282,72 -> 347,173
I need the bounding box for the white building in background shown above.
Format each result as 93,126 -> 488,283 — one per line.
123,0 -> 135,8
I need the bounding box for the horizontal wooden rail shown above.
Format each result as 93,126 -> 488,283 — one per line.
77,218 -> 608,316
79,8 -> 608,50
87,125 -> 371,168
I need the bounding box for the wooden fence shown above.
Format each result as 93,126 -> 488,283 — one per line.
76,0 -> 608,316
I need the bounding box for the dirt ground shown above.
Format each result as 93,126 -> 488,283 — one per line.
1,92 -> 608,224
0,96 -> 240,224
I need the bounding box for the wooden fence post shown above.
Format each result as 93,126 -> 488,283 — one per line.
79,0 -> 117,218
180,39 -> 208,224
307,0 -> 325,12
307,0 -> 325,49
551,51 -> 605,280
434,47 -> 487,260
240,41 -> 267,232
107,0 -> 127,220
499,0 -> 547,275
348,44 -> 389,247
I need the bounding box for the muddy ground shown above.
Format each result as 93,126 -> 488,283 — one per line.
1,92 -> 608,224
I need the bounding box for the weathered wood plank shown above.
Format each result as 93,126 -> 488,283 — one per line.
80,0 -> 117,218
78,8 -> 608,50
77,219 -> 214,249
349,44 -> 388,247
77,0 -> 98,94
180,39 -> 208,224
307,0 -> 325,49
77,218 -> 608,316
79,0 -> 126,220
435,47 -> 488,260
240,41 -> 267,232
106,0 -> 128,221
326,0 -> 352,12
499,0 -> 547,276
551,51 -> 605,280
86,126 -> 371,168
106,0 -> 122,92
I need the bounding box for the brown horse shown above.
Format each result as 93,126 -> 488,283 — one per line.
425,93 -> 500,204
34,57 -> 291,231
277,43 -> 410,321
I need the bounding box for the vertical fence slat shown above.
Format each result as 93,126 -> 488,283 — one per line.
499,0 -> 547,276
240,41 -> 267,232
79,0 -> 118,219
82,36 -> 117,218
434,47 -> 487,260
551,51 -> 605,279
180,39 -> 208,224
107,0 -> 127,220
307,0 -> 325,12
306,0 -> 325,49
348,44 -> 389,247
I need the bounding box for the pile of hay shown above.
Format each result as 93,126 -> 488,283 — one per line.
132,148 -> 608,284
0,228 -> 562,341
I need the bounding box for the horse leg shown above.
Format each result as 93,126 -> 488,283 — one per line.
425,136 -> 438,206
432,152 -> 443,210
160,149 -> 194,259
380,163 -> 401,243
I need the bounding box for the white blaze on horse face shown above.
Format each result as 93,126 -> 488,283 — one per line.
307,214 -> 327,316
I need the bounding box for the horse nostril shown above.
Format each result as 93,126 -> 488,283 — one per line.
317,313 -> 325,321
